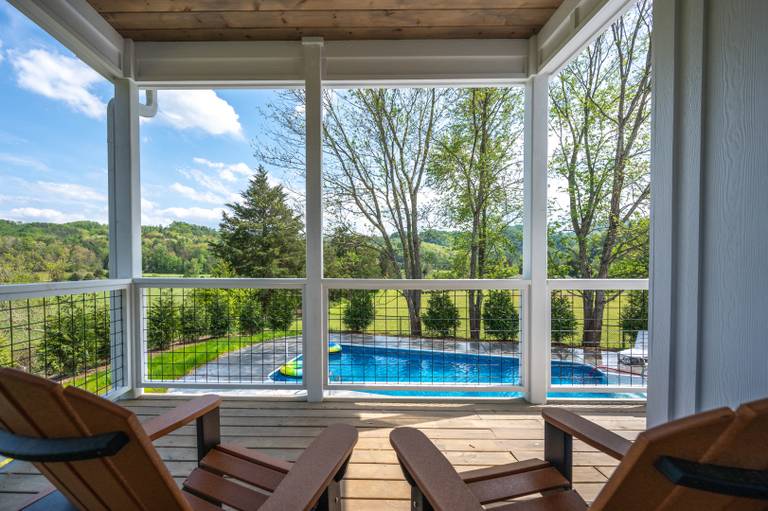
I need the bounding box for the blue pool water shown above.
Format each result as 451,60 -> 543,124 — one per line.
272,343 -> 645,399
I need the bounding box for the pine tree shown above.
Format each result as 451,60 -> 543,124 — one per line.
343,290 -> 375,332
482,290 -> 519,341
422,292 -> 460,337
212,166 -> 305,278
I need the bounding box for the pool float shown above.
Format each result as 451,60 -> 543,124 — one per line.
279,359 -> 303,378
329,341 -> 342,354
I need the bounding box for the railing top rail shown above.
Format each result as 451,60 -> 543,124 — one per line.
548,278 -> 649,290
0,279 -> 132,301
322,278 -> 531,290
133,277 -> 305,289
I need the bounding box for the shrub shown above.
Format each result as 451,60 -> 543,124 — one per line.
267,290 -> 298,331
207,294 -> 231,337
482,290 -> 519,340
342,290 -> 375,332
38,305 -> 110,376
551,293 -> 577,343
179,300 -> 209,340
422,292 -> 459,337
620,290 -> 648,343
147,293 -> 178,350
239,293 -> 265,335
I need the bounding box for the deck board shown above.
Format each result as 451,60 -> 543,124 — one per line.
0,397 -> 644,510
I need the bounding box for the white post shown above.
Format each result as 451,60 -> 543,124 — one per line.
108,79 -> 142,398
523,72 -> 550,404
303,37 -> 325,402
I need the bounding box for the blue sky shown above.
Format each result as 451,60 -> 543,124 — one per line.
0,2 -> 298,228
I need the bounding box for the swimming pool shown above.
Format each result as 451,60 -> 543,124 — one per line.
271,343 -> 646,399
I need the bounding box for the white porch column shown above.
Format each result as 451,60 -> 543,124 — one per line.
523,72 -> 550,404
303,38 -> 325,402
108,79 -> 142,398
648,0 -> 768,425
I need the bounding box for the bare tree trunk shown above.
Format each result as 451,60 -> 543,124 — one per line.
404,289 -> 422,337
582,290 -> 606,348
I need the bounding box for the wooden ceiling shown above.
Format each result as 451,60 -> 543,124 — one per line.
87,1 -> 564,42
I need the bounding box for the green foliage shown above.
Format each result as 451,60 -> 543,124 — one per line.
37,303 -> 110,376
422,292 -> 460,337
0,333 -> 12,367
213,167 -> 305,278
267,290 -> 298,331
482,290 -> 519,341
551,294 -> 577,344
239,292 -> 265,335
207,295 -> 231,337
147,293 -> 178,350
620,291 -> 648,343
342,291 -> 375,332
179,297 -> 209,340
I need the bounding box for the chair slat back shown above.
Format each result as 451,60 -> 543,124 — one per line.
660,397 -> 768,510
589,406 -> 735,511
0,369 -> 189,511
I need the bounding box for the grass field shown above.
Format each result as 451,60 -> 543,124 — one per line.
328,289 -> 641,349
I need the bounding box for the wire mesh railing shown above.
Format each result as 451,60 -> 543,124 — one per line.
0,282 -> 128,396
549,285 -> 648,391
139,285 -> 303,387
326,286 -> 524,388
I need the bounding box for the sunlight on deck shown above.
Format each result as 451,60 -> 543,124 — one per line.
0,398 -> 645,510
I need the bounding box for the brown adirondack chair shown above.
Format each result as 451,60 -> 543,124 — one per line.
390,397 -> 768,510
0,368 -> 358,511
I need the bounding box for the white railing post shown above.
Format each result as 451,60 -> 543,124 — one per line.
523,72 -> 550,404
108,79 -> 142,398
303,37 -> 325,402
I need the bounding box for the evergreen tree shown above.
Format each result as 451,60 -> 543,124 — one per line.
422,292 -> 460,337
267,290 -> 299,331
207,294 -> 231,338
239,292 -> 265,335
342,290 -> 375,332
147,293 -> 178,350
213,167 -> 304,278
551,293 -> 577,344
620,290 -> 648,344
482,290 -> 519,341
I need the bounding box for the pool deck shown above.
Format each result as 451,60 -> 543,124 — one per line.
0,397 -> 646,510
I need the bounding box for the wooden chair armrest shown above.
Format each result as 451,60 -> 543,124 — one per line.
142,395 -> 222,441
390,427 -> 482,511
260,424 -> 358,511
542,408 -> 631,460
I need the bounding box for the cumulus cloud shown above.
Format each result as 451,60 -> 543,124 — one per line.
154,90 -> 243,138
5,207 -> 86,223
192,157 -> 251,182
10,48 -> 106,118
170,182 -> 225,205
141,197 -> 223,226
36,181 -> 107,202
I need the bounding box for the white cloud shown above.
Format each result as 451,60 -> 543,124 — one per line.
180,168 -> 241,203
0,40 -> 5,64
141,197 -> 223,226
170,182 -> 224,205
36,181 -> 106,202
5,207 -> 84,223
192,157 -> 251,182
0,152 -> 48,172
154,90 -> 243,138
10,49 -> 106,118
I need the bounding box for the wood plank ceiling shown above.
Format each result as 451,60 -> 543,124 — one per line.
87,1 -> 564,42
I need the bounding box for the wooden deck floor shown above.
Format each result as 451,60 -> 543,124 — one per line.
0,397 -> 645,510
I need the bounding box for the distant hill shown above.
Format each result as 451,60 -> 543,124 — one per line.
0,220 -> 220,283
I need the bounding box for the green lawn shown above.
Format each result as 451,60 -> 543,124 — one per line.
66,326 -> 302,394
328,289 -> 639,350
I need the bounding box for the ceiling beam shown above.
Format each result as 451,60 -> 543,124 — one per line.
9,0 -> 128,79
132,38 -> 529,87
534,0 -> 635,74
